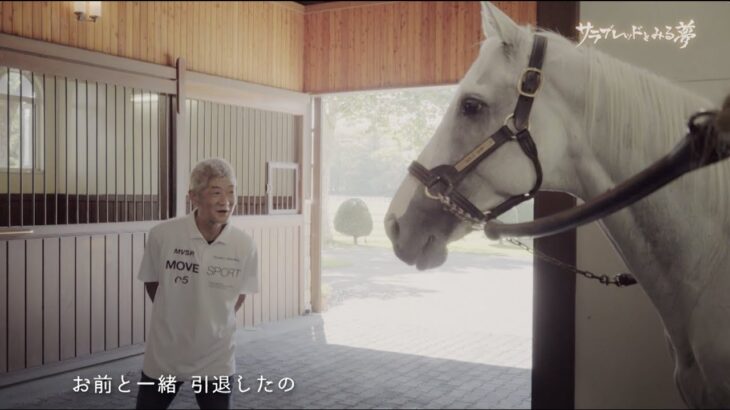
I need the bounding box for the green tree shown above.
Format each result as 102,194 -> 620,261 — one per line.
322,87 -> 457,197
334,198 -> 373,245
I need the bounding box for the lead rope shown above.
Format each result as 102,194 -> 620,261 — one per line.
431,191 -> 638,288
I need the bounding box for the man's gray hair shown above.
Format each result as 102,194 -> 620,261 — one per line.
189,158 -> 237,193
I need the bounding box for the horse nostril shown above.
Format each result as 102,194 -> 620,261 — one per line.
384,213 -> 400,241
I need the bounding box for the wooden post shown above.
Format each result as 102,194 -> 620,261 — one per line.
310,97 -> 323,313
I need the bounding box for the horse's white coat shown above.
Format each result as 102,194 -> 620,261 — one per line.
385,2 -> 730,408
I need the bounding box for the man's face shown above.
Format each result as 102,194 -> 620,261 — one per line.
190,176 -> 236,226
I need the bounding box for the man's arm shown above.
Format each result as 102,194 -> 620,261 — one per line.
234,294 -> 246,313
145,282 -> 159,302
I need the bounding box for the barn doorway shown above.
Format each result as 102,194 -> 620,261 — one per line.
318,86 -> 534,408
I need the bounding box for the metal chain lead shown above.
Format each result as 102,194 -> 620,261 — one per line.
433,192 -> 636,287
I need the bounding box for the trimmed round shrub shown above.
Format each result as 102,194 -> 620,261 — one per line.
334,198 -> 373,245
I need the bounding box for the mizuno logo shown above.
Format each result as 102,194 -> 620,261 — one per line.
173,248 -> 195,256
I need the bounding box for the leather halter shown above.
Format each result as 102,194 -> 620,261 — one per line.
409,35 -> 547,223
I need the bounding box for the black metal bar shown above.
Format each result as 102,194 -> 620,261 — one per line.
156,97 -> 160,220
224,104 -> 228,162
210,104 -> 219,157
113,85 -> 118,223
148,92 -> 152,221
288,116 -> 293,210
254,109 -> 259,214
290,117 -> 295,210
149,92 -> 153,220
260,109 -> 265,215
282,115 -> 286,210
105,83 -> 109,223
166,95 -> 170,219
75,78 -> 79,225
248,108 -> 253,215
200,100 -> 204,162
20,70 -> 24,227
287,116 -> 292,210
123,87 -> 127,223
32,72 -> 36,226
278,116 -> 281,210
65,77 -> 69,225
265,111 -> 270,214
54,76 -> 58,225
96,82 -> 100,224
5,67 -> 9,227
187,100 -> 191,179
156,94 -> 160,221
226,104 -> 230,168
273,112 -> 277,211
161,94 -> 165,219
168,95 -> 175,219
199,99 -> 203,162
132,88 -> 136,222
224,104 -> 228,161
146,91 -> 150,220
245,107 -> 249,215
43,74 -> 46,226
214,103 -> 219,158
212,102 -> 217,159
234,105 -> 239,215
141,91 -> 146,221
86,80 -> 90,225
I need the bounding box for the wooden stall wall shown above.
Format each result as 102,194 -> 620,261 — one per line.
230,218 -> 304,330
0,230 -> 151,374
0,221 -> 302,375
0,1 -> 305,91
303,1 -> 537,93
184,99 -> 299,216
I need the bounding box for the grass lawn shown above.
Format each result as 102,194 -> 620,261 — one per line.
325,195 -> 532,259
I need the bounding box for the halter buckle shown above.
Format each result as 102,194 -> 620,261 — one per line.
518,67 -> 543,98
504,114 -> 530,134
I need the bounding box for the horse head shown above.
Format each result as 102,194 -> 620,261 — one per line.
385,2 -> 587,270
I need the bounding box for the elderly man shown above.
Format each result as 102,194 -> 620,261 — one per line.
136,158 -> 259,409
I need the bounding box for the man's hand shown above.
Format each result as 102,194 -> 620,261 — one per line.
235,294 -> 246,313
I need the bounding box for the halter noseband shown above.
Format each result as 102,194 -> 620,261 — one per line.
409,34 -> 547,224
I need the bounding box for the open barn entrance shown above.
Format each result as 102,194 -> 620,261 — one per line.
318,86 -> 534,408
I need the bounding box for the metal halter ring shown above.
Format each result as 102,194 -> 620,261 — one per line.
504,113 -> 530,134
424,185 -> 441,200
424,177 -> 452,200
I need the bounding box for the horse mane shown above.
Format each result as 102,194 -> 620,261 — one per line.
578,43 -> 730,225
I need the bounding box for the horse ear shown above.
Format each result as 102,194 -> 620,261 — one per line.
481,1 -> 523,49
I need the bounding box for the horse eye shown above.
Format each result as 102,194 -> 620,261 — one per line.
461,98 -> 485,116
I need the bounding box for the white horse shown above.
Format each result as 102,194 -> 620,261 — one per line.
384,2 -> 730,408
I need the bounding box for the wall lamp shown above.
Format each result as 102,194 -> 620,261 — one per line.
73,1 -> 102,23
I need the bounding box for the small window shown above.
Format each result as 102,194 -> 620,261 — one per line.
0,68 -> 44,172
266,161 -> 298,215
0,66 -> 172,227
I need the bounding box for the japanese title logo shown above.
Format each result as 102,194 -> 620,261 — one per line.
576,20 -> 697,49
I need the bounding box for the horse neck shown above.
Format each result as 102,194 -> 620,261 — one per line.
569,49 -> 725,333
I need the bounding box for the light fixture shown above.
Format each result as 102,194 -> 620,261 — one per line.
73,1 -> 102,23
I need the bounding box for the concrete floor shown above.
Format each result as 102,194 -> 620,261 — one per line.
0,245 -> 533,409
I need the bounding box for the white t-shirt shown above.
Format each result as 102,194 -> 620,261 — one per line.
137,212 -> 259,380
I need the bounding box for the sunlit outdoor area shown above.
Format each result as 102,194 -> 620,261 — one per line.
318,87 -> 535,407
